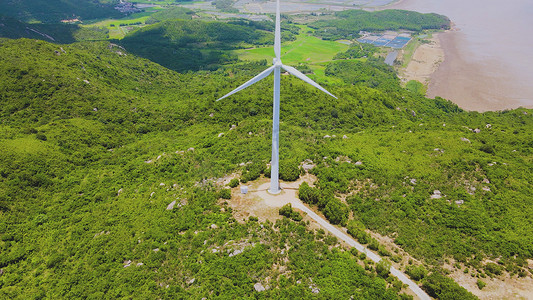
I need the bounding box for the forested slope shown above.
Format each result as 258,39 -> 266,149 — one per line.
0,33 -> 531,299
0,0 -> 121,23
119,19 -> 273,72
309,9 -> 450,40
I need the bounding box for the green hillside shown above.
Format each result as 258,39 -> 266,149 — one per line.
0,21 -> 531,299
309,9 -> 450,40
119,19 -> 272,72
0,16 -> 109,44
0,0 -> 121,23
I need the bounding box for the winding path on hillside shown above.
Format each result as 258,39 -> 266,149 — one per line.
290,200 -> 431,300
248,178 -> 431,300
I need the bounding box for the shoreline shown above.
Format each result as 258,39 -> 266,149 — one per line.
397,33 -> 444,88
382,0 -> 533,112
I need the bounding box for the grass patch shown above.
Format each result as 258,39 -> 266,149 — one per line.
236,27 -> 349,83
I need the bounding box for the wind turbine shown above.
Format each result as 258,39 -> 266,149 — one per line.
217,0 -> 337,194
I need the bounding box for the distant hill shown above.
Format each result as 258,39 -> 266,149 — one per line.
0,16 -> 108,43
309,9 -> 450,40
120,19 -> 272,72
0,0 -> 121,23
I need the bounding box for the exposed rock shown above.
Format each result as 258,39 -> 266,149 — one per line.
410,178 -> 417,185
343,135 -> 348,139
145,159 -> 153,164
301,159 -> 316,171
160,183 -> 165,186
473,128 -> 481,133
153,248 -> 160,252
124,260 -> 132,268
355,161 -> 363,166
117,188 -> 123,196
482,186 -> 491,192
461,137 -> 471,143
411,110 -> 416,117
430,190 -> 443,199
150,192 -> 155,197
254,282 -> 266,292
209,113 -> 214,117
93,107 -> 98,111
229,249 -> 243,257
188,147 -> 195,151
323,135 -> 331,138
309,284 -> 320,294
218,132 -> 224,138
136,262 -> 143,267
187,278 -> 195,284
486,124 -> 492,129
230,124 -> 237,130
455,200 -> 464,205
167,200 -> 176,210
83,79 -> 90,84
248,131 -> 253,135
210,224 -> 218,229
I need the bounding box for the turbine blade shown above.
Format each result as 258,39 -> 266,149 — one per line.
282,64 -> 338,99
274,0 -> 281,60
217,66 -> 275,101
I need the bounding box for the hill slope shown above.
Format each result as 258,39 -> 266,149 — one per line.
0,36 -> 531,298
0,0 -> 121,23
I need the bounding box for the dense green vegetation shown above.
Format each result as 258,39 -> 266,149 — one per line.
309,9 -> 450,40
0,8 -> 532,298
145,7 -> 195,24
334,43 -> 377,60
0,0 -> 121,23
119,19 -> 272,72
0,16 -> 109,43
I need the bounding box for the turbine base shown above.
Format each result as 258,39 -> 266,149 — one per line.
267,188 -> 282,195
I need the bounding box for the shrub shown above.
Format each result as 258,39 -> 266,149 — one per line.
218,188 -> 231,199
484,262 -> 503,276
228,178 -> 239,188
422,272 -> 477,300
476,279 -> 486,290
376,259 -> 392,278
323,197 -> 349,225
405,265 -> 427,281
36,133 -> 47,141
298,182 -> 320,204
279,203 -> 302,221
279,160 -> 300,181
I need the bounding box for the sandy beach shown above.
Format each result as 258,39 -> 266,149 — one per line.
399,34 -> 444,86
386,0 -> 533,112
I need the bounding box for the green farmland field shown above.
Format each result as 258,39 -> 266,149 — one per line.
236,31 -> 349,82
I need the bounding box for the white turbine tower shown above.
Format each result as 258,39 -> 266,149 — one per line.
217,0 -> 337,194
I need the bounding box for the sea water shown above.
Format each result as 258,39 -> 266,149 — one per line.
390,0 -> 533,109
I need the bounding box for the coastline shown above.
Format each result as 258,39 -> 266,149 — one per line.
398,33 -> 444,87
383,0 -> 533,112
